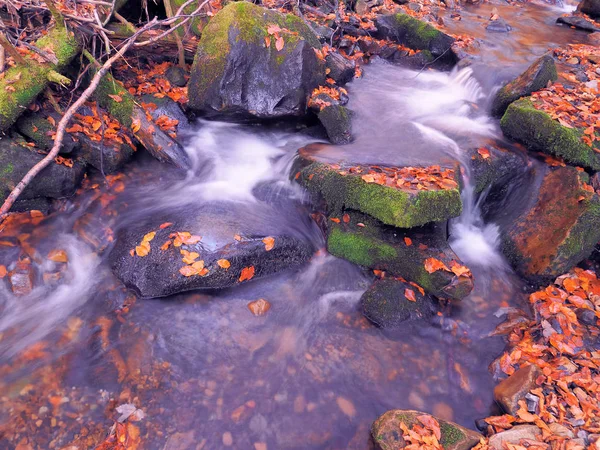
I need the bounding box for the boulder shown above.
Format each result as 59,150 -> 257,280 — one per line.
493,364 -> 542,415
501,165 -> 600,281
557,15 -> 600,32
0,137 -> 86,205
467,145 -> 528,195
109,203 -> 314,298
17,110 -> 79,154
293,144 -> 463,228
372,409 -> 482,450
375,14 -> 456,62
488,425 -> 542,450
318,105 -> 353,145
491,55 -> 557,117
578,0 -> 600,18
500,98 -> 600,170
326,211 -> 473,300
361,278 -> 438,327
165,66 -> 188,87
188,2 -> 326,119
139,94 -> 192,136
325,52 -> 356,85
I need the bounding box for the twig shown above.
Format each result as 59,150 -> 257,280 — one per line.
45,88 -> 63,114
163,0 -> 186,69
0,32 -> 26,65
0,19 -> 158,220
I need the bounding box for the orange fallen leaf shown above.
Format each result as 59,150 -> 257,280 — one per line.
404,288 -> 416,302
181,250 -> 199,264
404,237 -> 412,246
417,415 -> 441,441
234,234 -> 242,241
48,249 -> 68,263
248,298 -> 271,316
217,259 -> 231,269
108,94 -> 123,103
263,236 -> 275,251
342,213 -> 350,223
330,217 -> 341,223
132,118 -> 141,133
179,265 -> 197,277
239,266 -> 255,282
0,265 -> 7,278
135,241 -> 151,257
159,222 -> 173,229
160,240 -> 172,251
192,260 -> 205,271
424,257 -> 449,274
275,36 -> 284,51
449,261 -> 471,277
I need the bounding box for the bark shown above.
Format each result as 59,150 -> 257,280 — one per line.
84,50 -> 190,169
0,23 -> 80,132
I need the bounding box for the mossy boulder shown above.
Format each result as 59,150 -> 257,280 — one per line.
372,409 -> 482,450
361,278 -> 438,327
491,55 -> 557,117
578,0 -> 600,19
17,110 -> 79,154
292,144 -> 463,228
375,13 -> 456,63
0,136 -> 85,206
500,98 -> 600,171
188,2 -> 326,119
318,105 -> 353,144
501,165 -> 600,281
327,211 -> 473,300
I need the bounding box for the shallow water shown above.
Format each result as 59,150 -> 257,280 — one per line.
0,2 -> 586,447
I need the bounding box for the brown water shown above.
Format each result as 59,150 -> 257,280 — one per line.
0,1 -> 592,448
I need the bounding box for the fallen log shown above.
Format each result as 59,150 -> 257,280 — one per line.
0,20 -> 80,132
84,50 -> 190,169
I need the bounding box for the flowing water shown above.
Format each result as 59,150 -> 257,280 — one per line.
0,2 -> 593,448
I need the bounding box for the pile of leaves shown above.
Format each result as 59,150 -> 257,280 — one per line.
531,44 -> 600,148
476,268 -> 600,448
398,414 -> 445,449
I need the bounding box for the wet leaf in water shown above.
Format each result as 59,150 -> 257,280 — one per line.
47,249 -> 68,263
0,265 -> 6,278
248,298 -> 271,316
336,396 -> 356,418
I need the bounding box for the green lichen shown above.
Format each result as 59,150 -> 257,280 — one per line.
500,98 -> 600,170
299,162 -> 462,228
439,422 -> 466,447
390,13 -> 441,50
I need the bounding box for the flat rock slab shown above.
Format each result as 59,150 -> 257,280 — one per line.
372,409 -> 482,450
500,97 -> 600,171
326,211 -> 473,300
361,278 -> 438,327
188,2 -> 325,119
110,203 -> 314,298
557,15 -> 600,32
293,144 -> 463,228
501,165 -> 600,281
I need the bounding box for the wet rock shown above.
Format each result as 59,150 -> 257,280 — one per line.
500,98 -> 600,170
9,260 -> 34,296
501,166 -> 600,281
468,145 -> 527,195
491,55 -> 557,117
325,52 -> 356,85
488,425 -> 542,450
578,0 -> 600,18
0,137 -> 86,204
293,144 -> 463,228
139,94 -> 192,135
318,105 -> 353,145
165,66 -> 188,87
557,15 -> 600,32
188,2 -> 326,119
327,211 -> 473,300
375,13 -> 456,63
355,0 -> 382,14
486,18 -> 512,32
11,197 -> 52,214
372,409 -> 482,450
16,110 -> 78,154
110,203 -> 314,298
493,364 -> 541,415
74,133 -> 135,174
361,278 -> 438,327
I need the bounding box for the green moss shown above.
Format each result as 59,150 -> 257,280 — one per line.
299,162 -> 462,228
500,98 -> 600,170
391,13 -> 441,50
94,72 -> 135,127
327,226 -> 396,267
439,422 -> 466,447
1,162 -> 14,177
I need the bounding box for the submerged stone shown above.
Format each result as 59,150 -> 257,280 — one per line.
361,278 -> 438,327
375,13 -> 456,63
500,98 -> 600,170
491,55 -> 557,117
326,211 -> 473,300
188,2 -> 326,119
501,165 -> 600,281
109,203 -> 314,298
293,144 -> 463,228
372,409 -> 482,450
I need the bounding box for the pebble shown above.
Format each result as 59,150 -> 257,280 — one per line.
254,443 -> 267,450
222,432 -> 233,446
336,396 -> 356,418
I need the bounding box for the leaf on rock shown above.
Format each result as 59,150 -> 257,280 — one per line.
217,259 -> 231,269
179,265 -> 197,277
48,249 -> 68,263
239,266 -> 255,282
262,236 -> 275,251
159,222 -> 173,229
0,265 -> 7,278
181,250 -> 199,264
404,237 -> 412,246
108,94 -> 123,103
267,24 -> 282,35
416,415 -> 441,441
424,257 -> 449,274
132,118 -> 141,133
276,36 -> 284,51
404,288 -> 416,302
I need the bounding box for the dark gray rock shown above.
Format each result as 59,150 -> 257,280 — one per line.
491,55 -> 557,117
361,278 -> 438,327
74,134 -> 135,174
16,111 -> 78,154
140,94 -> 192,135
11,197 -> 52,214
486,18 -> 512,32
325,52 -> 356,85
318,105 -> 353,144
0,137 -> 86,204
557,15 -> 600,32
578,0 -> 600,18
110,203 -> 315,298
468,145 -> 527,195
165,66 -> 188,87
188,2 -> 326,120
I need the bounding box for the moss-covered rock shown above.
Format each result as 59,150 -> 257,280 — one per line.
16,111 -> 78,154
188,2 -> 326,119
372,409 -> 482,450
500,98 -> 600,170
491,55 -> 557,117
361,278 -> 438,327
375,13 -> 456,63
501,165 -> 600,281
292,145 -> 463,228
318,105 -> 353,145
327,211 -> 473,300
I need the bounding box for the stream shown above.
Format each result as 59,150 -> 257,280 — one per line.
0,0 -> 595,448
